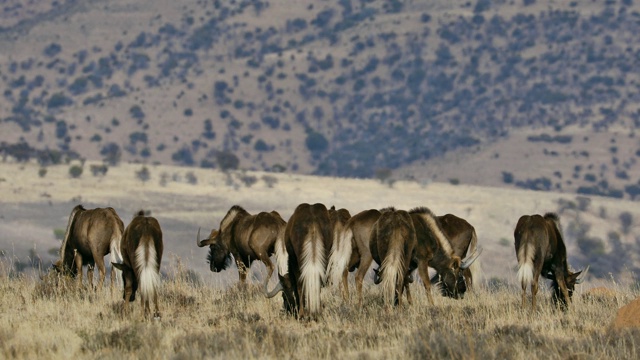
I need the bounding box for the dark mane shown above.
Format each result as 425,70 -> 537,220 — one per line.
379,206 -> 396,212
229,204 -> 249,214
543,212 -> 560,221
409,206 -> 436,216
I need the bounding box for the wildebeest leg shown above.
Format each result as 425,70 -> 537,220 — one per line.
255,252 -> 275,293
87,264 -> 95,289
153,290 -> 161,319
403,277 -> 412,305
341,268 -> 350,301
355,254 -> 373,306
236,259 -> 248,284
463,268 -> 473,290
531,275 -> 540,311
555,275 -> 571,308
94,255 -> 107,290
74,251 -> 84,286
417,261 -> 434,305
521,284 -> 527,310
142,294 -> 150,318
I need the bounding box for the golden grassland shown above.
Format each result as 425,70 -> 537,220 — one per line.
1,257 -> 639,360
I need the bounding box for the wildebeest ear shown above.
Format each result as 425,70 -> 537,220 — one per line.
451,256 -> 462,269
112,262 -> 131,271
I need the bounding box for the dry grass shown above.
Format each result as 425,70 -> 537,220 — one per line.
1,257 -> 639,360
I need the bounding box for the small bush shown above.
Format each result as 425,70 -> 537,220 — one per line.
38,168 -> 47,178
240,175 -> 258,187
136,166 -> 151,182
185,171 -> 197,185
262,175 -> 278,188
90,164 -> 108,176
69,165 -> 83,178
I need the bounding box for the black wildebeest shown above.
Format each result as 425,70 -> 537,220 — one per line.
514,213 -> 588,310
326,208 -> 382,305
429,213 -> 482,297
266,203 -> 332,319
53,204 -> 124,289
369,208 -> 416,306
196,205 -> 286,292
327,207 -> 480,304
113,211 -> 163,318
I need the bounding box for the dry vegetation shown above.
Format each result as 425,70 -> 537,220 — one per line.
2,161 -> 640,358
1,256 -> 639,360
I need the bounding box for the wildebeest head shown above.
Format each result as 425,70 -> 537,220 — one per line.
196,228 -> 232,272
51,255 -> 79,278
551,266 -> 589,310
439,248 -> 482,299
112,262 -> 137,301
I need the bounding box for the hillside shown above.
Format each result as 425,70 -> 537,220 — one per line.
1,0 -> 640,200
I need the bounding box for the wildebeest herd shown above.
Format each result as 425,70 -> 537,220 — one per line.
51,203 -> 588,320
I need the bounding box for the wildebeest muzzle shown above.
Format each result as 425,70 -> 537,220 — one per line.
207,243 -> 232,272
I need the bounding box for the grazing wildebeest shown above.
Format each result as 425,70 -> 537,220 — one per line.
113,211 -> 163,319
53,205 -> 124,289
266,203 -> 332,320
407,207 -> 480,302
429,214 -> 482,297
369,208 -> 416,306
327,207 -> 480,304
326,208 -> 383,305
515,213 -> 588,310
196,205 -> 286,292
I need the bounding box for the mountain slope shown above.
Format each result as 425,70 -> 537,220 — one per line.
1,0 -> 640,199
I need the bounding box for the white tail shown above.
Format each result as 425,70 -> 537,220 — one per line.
135,237 -> 161,302
516,242 -> 534,288
300,224 -> 326,317
466,230 -> 482,286
110,225 -> 124,285
274,227 -> 289,276
380,240 -> 404,306
326,226 -> 353,286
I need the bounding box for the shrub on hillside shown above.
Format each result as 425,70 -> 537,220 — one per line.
69,165 -> 83,178
216,151 -> 239,171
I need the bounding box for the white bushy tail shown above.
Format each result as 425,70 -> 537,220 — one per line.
300,225 -> 326,317
516,242 -> 534,289
380,241 -> 404,306
326,226 -> 353,286
274,227 -> 289,276
467,231 -> 483,286
110,231 -> 124,285
135,237 -> 161,302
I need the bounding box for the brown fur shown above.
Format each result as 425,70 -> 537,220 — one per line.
330,208 -> 383,305
113,210 -> 163,318
370,209 -> 416,307
53,204 -> 124,289
273,203 -> 332,320
429,214 -> 479,296
409,207 -> 464,302
514,213 -> 586,311
197,205 -> 286,291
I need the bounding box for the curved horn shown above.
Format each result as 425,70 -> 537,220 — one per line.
264,281 -> 284,298
373,268 -> 382,285
460,247 -> 483,270
575,265 -> 590,284
196,227 -> 212,247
